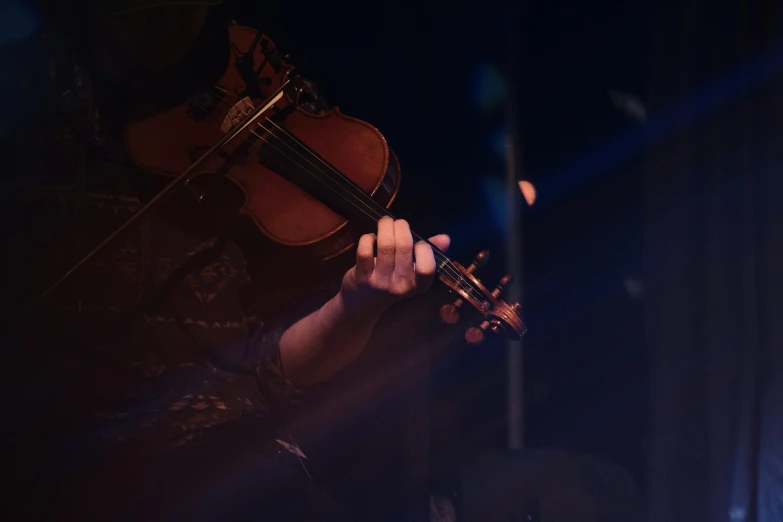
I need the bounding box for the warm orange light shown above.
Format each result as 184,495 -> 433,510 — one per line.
518,180 -> 536,206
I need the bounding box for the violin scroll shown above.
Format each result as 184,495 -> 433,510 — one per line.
439,250 -> 527,344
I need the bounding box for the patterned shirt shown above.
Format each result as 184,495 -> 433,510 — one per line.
0,42 -> 332,463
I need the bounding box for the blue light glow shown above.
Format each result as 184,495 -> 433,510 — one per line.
471,61 -> 507,112
0,1 -> 39,45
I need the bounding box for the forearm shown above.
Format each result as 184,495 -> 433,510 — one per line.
279,291 -> 386,386
278,218 -> 450,387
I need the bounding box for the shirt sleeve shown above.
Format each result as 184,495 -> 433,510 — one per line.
250,325 -> 303,420
243,279 -> 343,419
198,317 -> 304,422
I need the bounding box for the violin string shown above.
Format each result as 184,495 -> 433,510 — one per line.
202,88 -> 486,301
255,124 -> 488,302
252,123 -> 490,303
253,120 -> 487,294
210,86 -> 422,238
205,90 -> 470,277
204,88 -> 481,296
200,87 -> 487,301
209,87 -> 412,237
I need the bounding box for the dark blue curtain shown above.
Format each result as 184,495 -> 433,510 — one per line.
645,1 -> 783,520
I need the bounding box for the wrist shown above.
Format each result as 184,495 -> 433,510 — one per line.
334,288 -> 391,323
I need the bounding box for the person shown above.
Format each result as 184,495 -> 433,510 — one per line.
0,1 -> 450,520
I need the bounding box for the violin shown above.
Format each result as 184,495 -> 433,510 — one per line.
39,25 -> 526,344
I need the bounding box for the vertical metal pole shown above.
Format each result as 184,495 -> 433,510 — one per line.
505,0 -> 524,450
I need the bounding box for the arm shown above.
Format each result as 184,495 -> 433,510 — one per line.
279,216 -> 450,386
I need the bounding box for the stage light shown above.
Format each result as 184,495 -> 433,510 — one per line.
518,180 -> 536,206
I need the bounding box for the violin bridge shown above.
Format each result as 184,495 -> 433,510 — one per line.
221,96 -> 257,134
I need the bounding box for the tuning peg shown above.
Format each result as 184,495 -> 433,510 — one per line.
465,321 -> 489,344
439,298 -> 463,324
465,319 -> 501,344
491,274 -> 513,299
467,250 -> 490,274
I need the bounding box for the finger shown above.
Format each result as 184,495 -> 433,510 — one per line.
414,241 -> 437,293
375,216 -> 396,277
355,233 -> 376,280
393,219 -> 414,280
428,234 -> 451,252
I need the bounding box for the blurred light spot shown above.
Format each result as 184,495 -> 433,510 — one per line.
0,1 -> 40,45
623,277 -> 644,300
729,507 -> 746,521
518,180 -> 536,206
471,61 -> 507,112
608,89 -> 647,123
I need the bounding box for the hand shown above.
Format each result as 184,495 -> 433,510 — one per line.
340,217 -> 451,314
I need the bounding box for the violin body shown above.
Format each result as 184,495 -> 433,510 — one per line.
125,25 -> 399,260
122,25 -> 526,343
